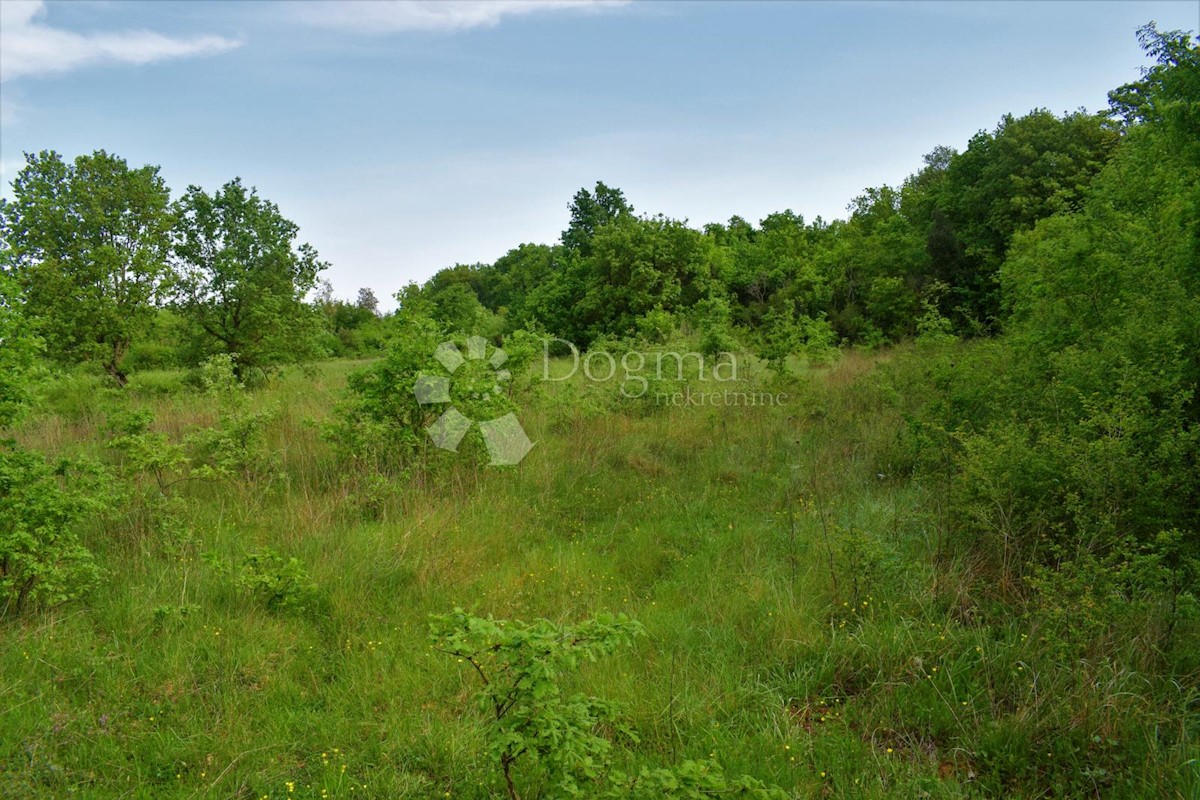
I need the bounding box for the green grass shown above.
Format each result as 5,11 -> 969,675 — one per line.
1,351 -> 1195,799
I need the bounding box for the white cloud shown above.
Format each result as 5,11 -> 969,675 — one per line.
300,0 -> 630,33
0,0 -> 240,83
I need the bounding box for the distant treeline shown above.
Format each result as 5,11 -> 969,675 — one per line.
420,106 -> 1114,348
0,25 -> 1194,382
410,96 -> 1124,352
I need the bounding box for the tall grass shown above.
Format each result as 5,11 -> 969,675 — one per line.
1,348 -> 1194,798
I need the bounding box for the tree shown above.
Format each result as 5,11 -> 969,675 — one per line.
430,282 -> 486,334
331,301 -> 376,333
355,287 -> 379,314
432,609 -> 786,800
930,109 -> 1119,327
173,179 -> 327,377
823,188 -> 926,341
491,242 -> 558,319
1108,23 -> 1200,140
576,214 -> 716,343
0,150 -> 175,384
734,211 -> 816,310
562,181 -> 633,256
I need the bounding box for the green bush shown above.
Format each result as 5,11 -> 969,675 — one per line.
0,448 -> 108,615
207,548 -> 323,616
432,609 -> 787,800
187,404 -> 280,485
0,275 -> 42,427
1,278 -> 109,615
431,608 -> 644,798
799,313 -> 839,366
693,296 -> 737,357
326,319 -> 534,473
322,316 -> 442,470
634,305 -> 676,345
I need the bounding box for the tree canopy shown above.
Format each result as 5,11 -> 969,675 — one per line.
0,150 -> 175,383
173,179 -> 327,377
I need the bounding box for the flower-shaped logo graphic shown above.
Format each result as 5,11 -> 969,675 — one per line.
413,335 -> 534,465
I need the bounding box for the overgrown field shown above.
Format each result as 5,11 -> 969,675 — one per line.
3,19 -> 1197,800
1,342 -> 1195,799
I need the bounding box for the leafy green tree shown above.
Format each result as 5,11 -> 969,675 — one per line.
717,211 -> 829,322
393,281 -> 436,321
824,187 -> 926,341
756,211 -> 818,276
1108,23 -> 1200,142
423,261 -> 494,308
519,253 -> 589,343
562,181 -> 634,256
331,301 -> 377,336
491,242 -> 559,321
576,214 -> 717,343
932,109 -> 1120,327
172,179 -> 326,377
431,281 -> 487,334
0,150 -> 175,384
866,275 -> 920,341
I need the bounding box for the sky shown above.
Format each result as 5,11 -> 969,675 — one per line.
1,0 -> 1197,308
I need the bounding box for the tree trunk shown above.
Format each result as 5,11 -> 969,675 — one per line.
105,361 -> 129,387
107,339 -> 130,387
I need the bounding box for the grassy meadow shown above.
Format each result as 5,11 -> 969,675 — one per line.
2,343 -> 1194,799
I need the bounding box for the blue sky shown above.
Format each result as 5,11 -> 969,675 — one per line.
1,0 -> 1196,307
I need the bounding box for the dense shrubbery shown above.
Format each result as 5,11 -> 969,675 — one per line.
209,547 -> 325,616
0,444 -> 109,615
0,275 -> 40,426
323,297 -> 540,475
885,24 -> 1199,613
786,28 -> 1199,795
0,276 -> 108,614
